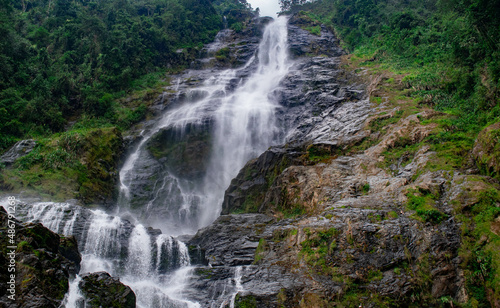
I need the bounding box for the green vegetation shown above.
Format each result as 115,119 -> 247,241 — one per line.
254,238 -> 267,263
299,227 -> 339,274
458,188 -> 500,306
406,188 -> 448,224
2,127 -> 122,203
280,1 -> 500,304
234,294 -> 257,308
282,0 -> 500,175
0,0 -> 225,151
306,144 -> 335,162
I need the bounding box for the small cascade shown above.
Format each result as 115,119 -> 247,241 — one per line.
126,225 -> 152,279
80,210 -> 124,274
62,275 -> 84,308
24,202 -> 79,236
230,266 -> 244,308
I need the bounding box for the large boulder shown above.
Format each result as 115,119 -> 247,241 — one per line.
79,272 -> 136,308
0,206 -> 81,308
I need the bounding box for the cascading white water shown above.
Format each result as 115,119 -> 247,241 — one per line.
229,266 -> 244,308
126,225 -> 152,278
7,200 -> 197,308
26,202 -> 79,236
200,16 -> 291,227
117,16 -> 291,233
1,15 -> 292,308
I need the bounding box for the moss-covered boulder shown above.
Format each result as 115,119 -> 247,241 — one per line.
0,207 -> 81,308
79,272 -> 135,308
77,127 -> 124,204
473,121 -> 500,179
147,125 -> 211,180
0,127 -> 123,205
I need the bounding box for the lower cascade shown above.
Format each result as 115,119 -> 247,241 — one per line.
3,16 -> 292,307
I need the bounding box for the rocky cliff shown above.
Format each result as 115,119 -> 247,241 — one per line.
187,14 -> 500,307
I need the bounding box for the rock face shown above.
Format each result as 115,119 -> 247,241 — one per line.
0,139 -> 36,165
473,121 -> 500,179
197,16 -> 273,69
222,12 -> 370,216
0,206 -> 80,308
77,127 -> 124,205
79,272 -> 136,308
185,14 -> 499,307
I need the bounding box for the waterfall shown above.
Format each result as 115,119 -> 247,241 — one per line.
9,200 -> 197,308
201,16 -> 290,227
117,16 -> 291,234
2,15 -> 292,308
229,266 -> 244,308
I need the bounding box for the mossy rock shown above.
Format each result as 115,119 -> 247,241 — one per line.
79,272 -> 136,308
59,127 -> 124,204
0,207 -> 80,306
146,125 -> 211,180
473,122 -> 500,179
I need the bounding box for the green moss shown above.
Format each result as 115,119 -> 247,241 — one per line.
304,25 -> 321,36
367,269 -> 383,281
215,47 -> 231,61
235,295 -> 257,308
306,144 -> 334,162
406,188 -> 448,224
388,211 -> 398,219
362,183 -> 370,194
254,238 -> 267,264
299,228 -> 340,276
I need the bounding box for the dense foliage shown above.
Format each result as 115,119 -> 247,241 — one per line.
281,0 -> 500,134
211,0 -> 249,15
0,0 -> 223,150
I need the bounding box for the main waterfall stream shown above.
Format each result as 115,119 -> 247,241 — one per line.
119,15 -> 290,235
2,16 -> 292,308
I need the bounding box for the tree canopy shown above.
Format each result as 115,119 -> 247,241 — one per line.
0,0 -> 225,149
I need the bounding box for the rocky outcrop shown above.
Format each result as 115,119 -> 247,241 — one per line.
0,139 -> 36,165
0,206 -> 80,308
198,16 -> 273,69
147,123 -> 212,180
287,13 -> 344,58
473,121 -> 500,179
187,14 -> 500,307
77,127 -> 124,205
79,272 -> 136,308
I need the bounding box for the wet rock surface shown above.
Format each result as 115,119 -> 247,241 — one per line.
79,272 -> 136,308
185,14 -> 493,307
0,139 -> 36,165
0,206 -> 80,308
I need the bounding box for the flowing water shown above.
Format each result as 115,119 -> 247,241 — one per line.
2,16 -> 291,307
